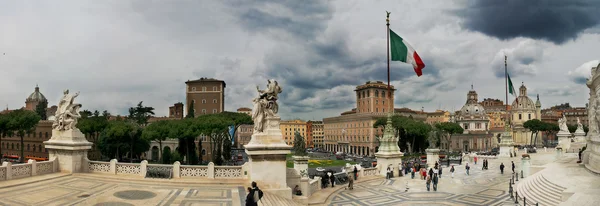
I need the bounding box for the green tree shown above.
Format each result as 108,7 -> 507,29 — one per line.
374,115 -> 431,153
539,122 -> 560,144
292,131 -> 307,156
161,147 -> 172,164
34,101 -> 48,120
435,122 -> 464,151
6,109 -> 41,162
0,114 -> 9,157
524,119 -> 543,146
567,124 -> 577,134
98,120 -> 150,161
142,120 -> 172,161
102,110 -> 111,118
128,101 -> 155,126
186,101 -> 195,118
80,110 -> 93,119
170,119 -> 199,165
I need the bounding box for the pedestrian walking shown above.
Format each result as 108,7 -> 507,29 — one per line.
474,156 -> 478,165
426,175 -> 431,191
386,166 -> 392,179
346,172 -> 354,190
511,161 -> 515,173
328,172 -> 335,187
432,174 -> 439,191
500,163 -> 505,174
465,163 -> 470,175
353,166 -> 358,180
450,165 -> 455,178
411,167 -> 415,179
438,165 -> 443,178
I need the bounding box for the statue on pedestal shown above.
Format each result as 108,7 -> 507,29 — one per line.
558,114 -> 569,133
52,89 -> 82,131
252,79 -> 283,133
576,117 -> 585,133
427,130 -> 439,149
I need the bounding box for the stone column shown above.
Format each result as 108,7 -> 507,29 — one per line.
375,113 -> 403,177
425,148 -> 440,169
245,116 -> 292,199
44,129 -> 92,173
521,155 -> 531,178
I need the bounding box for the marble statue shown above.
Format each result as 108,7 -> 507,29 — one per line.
427,130 -> 439,149
576,117 -> 585,133
558,114 -> 569,133
52,89 -> 82,131
589,96 -> 598,135
252,79 -> 283,133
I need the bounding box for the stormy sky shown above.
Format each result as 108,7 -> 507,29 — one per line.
1,0 -> 599,120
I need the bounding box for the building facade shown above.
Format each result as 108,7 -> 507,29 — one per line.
425,110 -> 450,125
444,86 -> 494,152
280,119 -> 307,146
168,102 -> 184,119
308,120 -> 324,149
236,124 -> 253,148
510,83 -> 542,146
236,107 -> 252,116
185,78 -> 226,116
563,107 -> 588,127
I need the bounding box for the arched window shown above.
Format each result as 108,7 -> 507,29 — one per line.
382,91 -> 386,98
17,143 -> 20,150
375,90 -> 379,97
45,132 -> 49,138
39,132 -> 42,138
213,99 -> 217,103
202,99 -> 206,104
201,149 -> 206,155
11,143 -> 14,149
38,145 -> 42,152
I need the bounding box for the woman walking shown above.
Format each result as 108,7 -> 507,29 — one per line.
450,165 -> 455,178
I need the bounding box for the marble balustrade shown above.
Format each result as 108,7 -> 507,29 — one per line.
86,159 -> 249,179
0,158 -> 58,181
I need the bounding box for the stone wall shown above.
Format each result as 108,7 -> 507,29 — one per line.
0,158 -> 58,181
87,159 -> 249,179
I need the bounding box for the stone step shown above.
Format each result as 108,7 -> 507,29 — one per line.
516,173 -> 565,206
258,192 -> 303,206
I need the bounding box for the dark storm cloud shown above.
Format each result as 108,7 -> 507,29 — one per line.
455,0 -> 600,44
573,77 -> 588,85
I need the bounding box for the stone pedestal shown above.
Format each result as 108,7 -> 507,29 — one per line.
498,130 -> 514,158
425,148 -> 440,169
43,129 -> 93,173
574,130 -> 586,143
557,132 -> 572,152
375,113 -> 403,177
521,156 -> 531,178
293,156 -> 309,178
584,134 -> 600,173
245,116 -> 292,199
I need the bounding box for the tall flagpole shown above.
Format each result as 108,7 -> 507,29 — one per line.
505,55 -> 510,129
386,11 -> 391,113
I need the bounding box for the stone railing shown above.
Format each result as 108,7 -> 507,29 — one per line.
0,158 -> 58,181
307,176 -> 321,196
86,159 -> 249,179
362,167 -> 378,177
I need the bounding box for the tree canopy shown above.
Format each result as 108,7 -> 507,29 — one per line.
6,109 -> 41,162
292,131 -> 307,156
435,122 -> 464,151
128,101 -> 155,126
374,115 -> 431,153
97,120 -> 150,161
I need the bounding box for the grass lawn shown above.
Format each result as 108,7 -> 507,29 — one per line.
286,159 -> 357,168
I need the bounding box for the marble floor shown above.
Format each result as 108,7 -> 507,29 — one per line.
0,149 -> 568,206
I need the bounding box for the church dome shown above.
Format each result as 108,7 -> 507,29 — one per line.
459,103 -> 487,117
26,85 -> 47,102
511,83 -> 535,110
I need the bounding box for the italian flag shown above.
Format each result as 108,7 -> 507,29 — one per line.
390,29 -> 425,76
507,72 -> 518,103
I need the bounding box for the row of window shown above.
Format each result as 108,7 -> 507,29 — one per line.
357,90 -> 387,98
191,86 -> 220,92
1,142 -> 47,152
192,99 -> 219,104
462,123 -> 488,130
195,109 -> 219,114
1,131 -> 49,138
324,136 -> 372,142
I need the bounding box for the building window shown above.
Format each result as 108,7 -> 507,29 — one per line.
213,99 -> 217,103
213,86 -> 217,91
376,100 -> 378,105
39,132 -> 42,138
375,90 -> 379,97
463,123 -> 469,129
33,132 -> 36,138
382,91 -> 386,98
192,87 -> 196,91
213,109 -> 217,113
202,109 -> 206,114
518,114 -> 522,120
12,143 -> 14,149
376,108 -> 379,112
528,114 -> 531,120
202,87 -> 206,91
45,132 -> 48,138
38,145 -> 42,152
27,144 -> 30,151
202,99 -> 206,104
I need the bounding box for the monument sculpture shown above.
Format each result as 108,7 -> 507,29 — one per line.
557,113 -> 572,151
375,113 -> 403,177
425,130 -> 440,168
43,89 -> 93,173
584,63 -> 600,173
245,79 -> 292,199
574,117 -> 586,142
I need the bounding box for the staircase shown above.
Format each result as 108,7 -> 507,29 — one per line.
257,192 -> 303,206
515,173 -> 566,206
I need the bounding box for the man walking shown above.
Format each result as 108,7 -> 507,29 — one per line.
432,174 -> 439,191
353,166 -> 358,180
465,163 -> 470,175
500,163 -> 505,174
450,165 -> 455,178
426,175 -> 431,191
511,161 -> 515,174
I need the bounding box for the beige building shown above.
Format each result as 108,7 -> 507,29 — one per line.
236,124 -> 254,148
236,107 -> 252,116
563,107 -> 588,127
425,110 -> 450,125
185,78 -> 226,116
510,83 -> 542,146
323,81 -> 427,156
280,119 -> 307,146
168,102 -> 184,119
308,120 -> 324,148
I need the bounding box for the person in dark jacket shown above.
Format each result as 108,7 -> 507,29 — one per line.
245,187 -> 256,206
500,163 -> 505,174
329,171 -> 336,187
512,161 -> 515,173
354,166 -> 358,180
